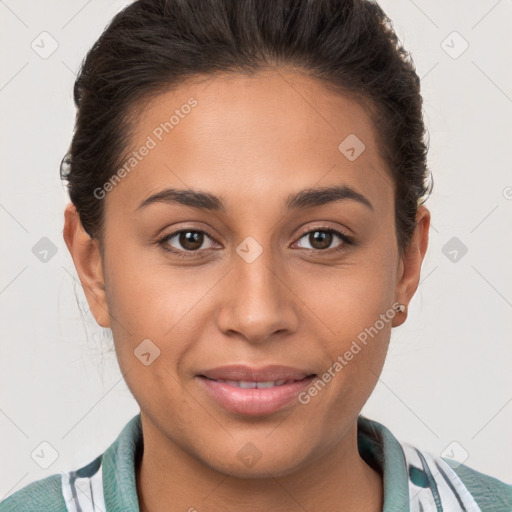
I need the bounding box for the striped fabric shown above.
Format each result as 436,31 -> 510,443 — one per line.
61,456 -> 106,512
402,443 -> 482,512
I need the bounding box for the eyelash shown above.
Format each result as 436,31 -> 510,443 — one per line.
157,226 -> 355,259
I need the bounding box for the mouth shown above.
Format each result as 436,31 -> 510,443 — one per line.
196,365 -> 317,416
204,378 -> 305,388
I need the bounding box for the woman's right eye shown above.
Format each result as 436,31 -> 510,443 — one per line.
158,230 -> 218,256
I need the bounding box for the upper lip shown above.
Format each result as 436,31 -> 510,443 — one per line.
198,365 -> 315,382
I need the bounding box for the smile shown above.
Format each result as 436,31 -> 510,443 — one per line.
196,365 -> 316,415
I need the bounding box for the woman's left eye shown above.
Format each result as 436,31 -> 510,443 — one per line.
294,228 -> 354,252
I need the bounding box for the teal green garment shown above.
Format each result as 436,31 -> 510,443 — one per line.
1,413 -> 511,511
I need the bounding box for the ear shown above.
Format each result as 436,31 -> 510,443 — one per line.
63,202 -> 111,328
392,205 -> 430,327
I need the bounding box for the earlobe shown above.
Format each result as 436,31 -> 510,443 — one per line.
392,205 -> 430,327
63,203 -> 111,328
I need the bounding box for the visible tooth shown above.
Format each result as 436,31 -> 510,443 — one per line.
216,379 -> 296,388
256,381 -> 275,388
238,380 -> 257,389
224,380 -> 242,387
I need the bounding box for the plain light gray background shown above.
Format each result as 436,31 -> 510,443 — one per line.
1,0 -> 511,500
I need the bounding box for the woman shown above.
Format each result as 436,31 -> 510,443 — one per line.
2,0 -> 510,510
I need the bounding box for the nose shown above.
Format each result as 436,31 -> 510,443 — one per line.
216,247 -> 299,344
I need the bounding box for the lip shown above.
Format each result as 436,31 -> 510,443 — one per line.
199,364 -> 313,382
196,365 -> 316,416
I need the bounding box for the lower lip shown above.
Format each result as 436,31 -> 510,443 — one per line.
197,375 -> 316,416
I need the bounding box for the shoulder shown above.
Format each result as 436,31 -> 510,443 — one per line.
0,414 -> 141,512
357,415 -> 512,512
450,460 -> 512,512
401,441 -> 512,512
0,453 -> 104,512
0,474 -> 67,512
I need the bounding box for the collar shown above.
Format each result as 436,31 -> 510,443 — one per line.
100,412 -> 411,511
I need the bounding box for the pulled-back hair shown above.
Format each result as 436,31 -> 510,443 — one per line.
60,0 -> 432,251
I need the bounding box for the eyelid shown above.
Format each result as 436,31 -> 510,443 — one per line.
295,223 -> 352,239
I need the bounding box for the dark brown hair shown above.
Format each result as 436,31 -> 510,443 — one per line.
60,0 -> 432,252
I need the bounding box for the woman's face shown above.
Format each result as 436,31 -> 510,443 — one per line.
67,68 -> 429,477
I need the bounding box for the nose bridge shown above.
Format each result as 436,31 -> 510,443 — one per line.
216,239 -> 297,342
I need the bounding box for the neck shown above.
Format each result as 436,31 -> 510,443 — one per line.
135,417 -> 383,512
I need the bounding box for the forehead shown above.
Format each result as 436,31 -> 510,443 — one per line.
105,68 -> 393,215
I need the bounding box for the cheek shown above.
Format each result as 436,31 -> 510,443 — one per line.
293,248 -> 398,340
294,247 -> 398,406
104,243 -> 206,335
102,246 -> 223,380
102,256 -> 201,419
300,303 -> 393,429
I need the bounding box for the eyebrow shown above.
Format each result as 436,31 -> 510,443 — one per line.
135,184 -> 373,213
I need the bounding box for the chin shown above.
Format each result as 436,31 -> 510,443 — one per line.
198,444 -> 311,480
